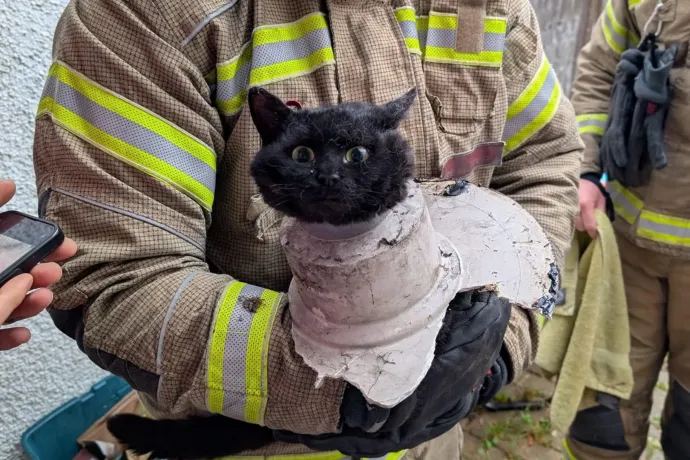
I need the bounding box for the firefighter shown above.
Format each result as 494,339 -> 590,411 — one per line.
569,0 -> 690,458
34,0 -> 582,458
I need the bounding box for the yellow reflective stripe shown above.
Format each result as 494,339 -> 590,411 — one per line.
577,113 -> 608,136
47,63 -> 215,170
217,89 -> 248,116
38,62 -> 216,211
484,18 -> 508,34
423,15 -> 506,66
503,55 -> 561,153
609,181 -> 643,209
608,181 -> 641,224
208,282 -> 246,413
217,44 -> 252,83
562,438 -> 577,460
638,210 -> 690,246
215,449 -> 407,459
37,61 -> 216,211
216,450 -> 409,460
423,48 -> 503,66
628,0 -> 642,8
609,182 -> 690,247
206,282 -> 283,424
601,0 -> 639,54
417,16 -> 429,31
426,13 -> 506,34
217,453 -> 347,460
253,12 -> 327,46
215,13 -> 335,115
642,209 -> 690,228
404,37 -> 422,55
244,288 -> 281,424
394,6 -> 416,22
249,47 -> 335,87
427,11 -> 456,29
395,7 -> 423,54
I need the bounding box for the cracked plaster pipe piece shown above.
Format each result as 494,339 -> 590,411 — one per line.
279,181 -> 556,408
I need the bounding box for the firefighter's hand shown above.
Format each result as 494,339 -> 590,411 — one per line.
575,178 -> 607,239
274,289 -> 511,457
0,179 -> 77,350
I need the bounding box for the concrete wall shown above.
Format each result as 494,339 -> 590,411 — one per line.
0,1 -> 107,459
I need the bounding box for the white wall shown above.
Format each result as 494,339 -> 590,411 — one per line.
0,1 -> 107,458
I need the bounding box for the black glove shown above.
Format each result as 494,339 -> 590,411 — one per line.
476,352 -> 510,408
625,44 -> 677,187
600,48 -> 645,184
274,289 -> 512,457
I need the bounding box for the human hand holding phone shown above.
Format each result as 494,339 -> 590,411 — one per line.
0,179 -> 77,350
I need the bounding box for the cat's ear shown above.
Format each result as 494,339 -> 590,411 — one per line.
248,87 -> 292,145
377,87 -> 417,130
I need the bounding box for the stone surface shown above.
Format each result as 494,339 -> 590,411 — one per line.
463,363 -> 669,459
0,2 -> 108,459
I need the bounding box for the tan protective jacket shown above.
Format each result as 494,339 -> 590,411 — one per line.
571,0 -> 690,258
34,0 -> 581,457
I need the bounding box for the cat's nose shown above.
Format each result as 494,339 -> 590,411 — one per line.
316,172 -> 341,187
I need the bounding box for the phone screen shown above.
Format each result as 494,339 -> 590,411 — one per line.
0,234 -> 34,272
0,212 -> 59,274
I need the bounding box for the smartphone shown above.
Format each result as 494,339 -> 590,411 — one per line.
0,211 -> 64,288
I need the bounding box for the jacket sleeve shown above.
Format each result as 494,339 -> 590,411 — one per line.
489,0 -> 584,380
34,0 -> 344,435
570,0 -> 638,175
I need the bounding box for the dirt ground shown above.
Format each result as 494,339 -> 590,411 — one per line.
460,363 -> 669,459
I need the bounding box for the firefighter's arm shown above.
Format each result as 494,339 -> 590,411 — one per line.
489,0 -> 584,380
571,0 -> 638,175
34,0 -> 344,435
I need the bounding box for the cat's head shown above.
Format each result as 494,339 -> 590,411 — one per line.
248,87 -> 417,226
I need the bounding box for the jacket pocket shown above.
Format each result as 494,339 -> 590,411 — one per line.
420,11 -> 506,143
424,64 -> 500,138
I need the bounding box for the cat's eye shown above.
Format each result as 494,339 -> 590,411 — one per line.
345,146 -> 369,164
292,146 -> 315,163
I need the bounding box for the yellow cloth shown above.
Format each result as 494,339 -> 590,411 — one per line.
535,210 -> 633,433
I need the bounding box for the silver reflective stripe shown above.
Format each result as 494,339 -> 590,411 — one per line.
52,187 -> 206,252
418,27 -> 428,50
222,284 -> 266,420
608,185 -> 640,223
639,219 -> 688,237
603,6 -> 627,51
426,28 -> 504,52
502,63 -> 557,141
216,53 -> 251,103
45,76 -> 217,193
41,73 -> 58,101
639,216 -> 690,239
483,31 -> 505,52
157,272 -> 199,373
398,20 -> 417,40
252,27 -> 332,69
578,118 -> 607,131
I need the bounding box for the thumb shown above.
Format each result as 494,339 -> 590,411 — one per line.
0,180 -> 16,208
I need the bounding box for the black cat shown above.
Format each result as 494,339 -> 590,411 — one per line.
249,86 -> 417,225
106,87 -> 417,459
